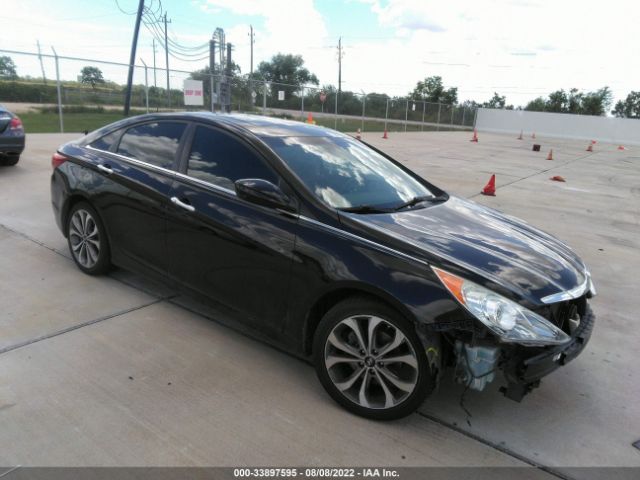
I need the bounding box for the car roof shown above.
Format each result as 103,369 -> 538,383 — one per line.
130,112 -> 342,138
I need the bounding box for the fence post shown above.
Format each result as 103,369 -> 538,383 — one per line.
361,93 -> 366,133
301,86 -> 305,120
140,58 -> 149,114
450,105 -> 454,126
262,82 -> 267,114
384,98 -> 389,132
51,47 -> 64,133
436,103 -> 441,132
334,92 -> 338,130
421,101 -> 426,131
210,74 -> 215,112
462,107 -> 466,127
404,99 -> 409,132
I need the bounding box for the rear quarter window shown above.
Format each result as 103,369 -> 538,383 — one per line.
89,129 -> 122,151
117,122 -> 187,169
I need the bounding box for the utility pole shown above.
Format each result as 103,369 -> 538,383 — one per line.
337,36 -> 343,115
164,12 -> 171,108
124,0 -> 145,116
209,36 -> 216,112
249,25 -> 254,78
36,40 -> 47,84
338,36 -> 342,95
249,25 -> 254,106
225,42 -> 232,113
140,57 -> 149,113
152,38 -> 157,88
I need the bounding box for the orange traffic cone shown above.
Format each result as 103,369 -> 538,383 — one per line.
356,128 -> 362,140
550,175 -> 566,182
532,132 -> 536,139
306,113 -> 313,124
382,129 -> 388,139
481,174 -> 496,196
618,145 -> 626,150
517,130 -> 523,140
586,144 -> 593,152
470,129 -> 478,142
546,149 -> 554,160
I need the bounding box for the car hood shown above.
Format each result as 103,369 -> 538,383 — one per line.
340,195 -> 588,304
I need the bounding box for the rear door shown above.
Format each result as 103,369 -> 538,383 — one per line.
166,124 -> 298,336
87,120 -> 187,277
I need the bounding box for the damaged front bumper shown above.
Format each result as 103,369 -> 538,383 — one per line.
500,303 -> 596,401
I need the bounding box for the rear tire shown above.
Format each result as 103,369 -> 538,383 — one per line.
313,296 -> 436,420
0,154 -> 20,166
66,202 -> 111,275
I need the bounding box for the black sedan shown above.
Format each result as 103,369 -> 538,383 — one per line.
0,104 -> 25,166
50,113 -> 596,420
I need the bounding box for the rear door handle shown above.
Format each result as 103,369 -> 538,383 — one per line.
170,196 -> 195,212
97,164 -> 113,174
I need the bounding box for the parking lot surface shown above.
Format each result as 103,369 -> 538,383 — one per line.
0,130 -> 638,473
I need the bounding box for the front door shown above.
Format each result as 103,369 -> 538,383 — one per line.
166,124 -> 298,337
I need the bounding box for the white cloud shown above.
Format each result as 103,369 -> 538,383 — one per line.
347,0 -> 640,106
3,0 -> 640,108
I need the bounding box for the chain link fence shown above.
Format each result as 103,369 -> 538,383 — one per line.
0,48 -> 476,133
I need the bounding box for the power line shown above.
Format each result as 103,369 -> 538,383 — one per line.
114,0 -> 137,15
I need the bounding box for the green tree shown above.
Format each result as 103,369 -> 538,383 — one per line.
257,54 -> 319,98
411,76 -> 457,104
525,97 -> 547,112
567,88 -> 584,113
483,92 -> 506,109
546,89 -> 568,112
0,56 -> 18,79
80,66 -> 105,89
612,91 -> 640,118
581,87 -> 612,116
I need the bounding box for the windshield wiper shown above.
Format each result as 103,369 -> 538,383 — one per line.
392,194 -> 447,211
338,205 -> 393,214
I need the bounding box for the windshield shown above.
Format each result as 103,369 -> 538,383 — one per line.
263,135 -> 435,210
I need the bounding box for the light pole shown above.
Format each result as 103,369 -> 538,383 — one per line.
140,57 -> 149,113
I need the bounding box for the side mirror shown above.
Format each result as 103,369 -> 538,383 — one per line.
234,178 -> 295,212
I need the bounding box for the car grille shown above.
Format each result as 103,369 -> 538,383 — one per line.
532,295 -> 587,335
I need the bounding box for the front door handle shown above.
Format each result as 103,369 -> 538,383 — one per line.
170,196 -> 195,212
97,164 -> 113,174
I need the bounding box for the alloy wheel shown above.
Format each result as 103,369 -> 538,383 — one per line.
324,315 -> 419,410
69,209 -> 101,269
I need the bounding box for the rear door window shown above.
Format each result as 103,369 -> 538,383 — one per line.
186,125 -> 277,190
117,122 -> 187,169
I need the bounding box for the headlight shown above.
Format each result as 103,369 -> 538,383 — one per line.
433,267 -> 571,346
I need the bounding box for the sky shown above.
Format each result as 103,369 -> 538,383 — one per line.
1,0 -> 639,108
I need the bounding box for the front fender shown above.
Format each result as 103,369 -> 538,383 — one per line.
284,214 -> 469,355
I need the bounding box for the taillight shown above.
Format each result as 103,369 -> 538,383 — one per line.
9,116 -> 23,130
51,152 -> 68,169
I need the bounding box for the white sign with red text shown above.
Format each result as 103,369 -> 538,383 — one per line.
183,79 -> 204,106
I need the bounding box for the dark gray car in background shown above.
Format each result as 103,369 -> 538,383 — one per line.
0,105 -> 25,166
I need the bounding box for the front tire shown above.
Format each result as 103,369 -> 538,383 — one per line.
66,202 -> 111,275
313,296 -> 436,420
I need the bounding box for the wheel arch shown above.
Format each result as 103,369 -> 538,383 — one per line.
302,282 -> 419,356
61,193 -> 92,237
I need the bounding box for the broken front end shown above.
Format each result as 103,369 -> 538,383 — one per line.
427,268 -> 596,401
